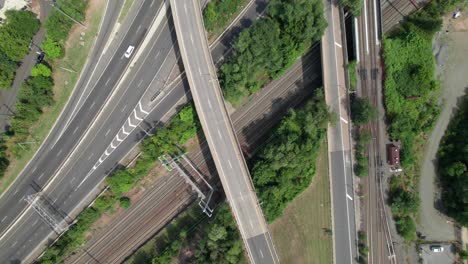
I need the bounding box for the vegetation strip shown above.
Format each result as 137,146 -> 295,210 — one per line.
382,0 -> 465,241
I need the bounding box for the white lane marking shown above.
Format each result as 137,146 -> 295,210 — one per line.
198,67 -> 202,75
363,0 -> 369,55
346,193 -> 353,201
128,117 -> 137,128
137,79 -> 144,87
90,100 -> 96,108
250,220 -> 254,229
122,126 -> 130,135
56,149 -> 63,157
150,0 -> 154,7
137,25 -> 142,32
341,117 -> 348,124
260,249 -> 264,258
138,101 -> 149,114
31,166 -> 38,173
121,104 -> 128,113
72,126 -> 79,135
373,0 -> 380,45
104,129 -> 111,136
38,173 -> 44,180
116,134 -> 123,142
1,216 -> 7,222
354,17 -> 360,62
11,241 -> 17,248
99,157 -> 104,163
105,78 -> 111,86
208,99 -> 212,109
71,176 -> 76,183
217,129 -> 223,139
154,50 -> 160,60
105,149 -> 111,156
87,153 -> 94,160
190,34 -> 194,44
228,160 -> 233,169
184,2 -> 187,14
32,220 -> 38,226
240,192 -> 244,201
110,141 -> 117,149
134,109 -> 143,121
335,42 -> 342,48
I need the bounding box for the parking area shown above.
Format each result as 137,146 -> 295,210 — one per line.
420,243 -> 456,264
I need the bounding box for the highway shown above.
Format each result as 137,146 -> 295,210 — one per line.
322,0 -> 357,263
0,0 -> 179,261
170,0 -> 279,263
69,41 -> 324,264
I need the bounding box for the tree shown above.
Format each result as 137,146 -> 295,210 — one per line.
42,38 -> 64,59
31,63 -> 52,77
350,96 -> 378,125
119,196 -> 131,209
395,216 -> 416,241
340,0 -> 363,17
0,51 -> 17,90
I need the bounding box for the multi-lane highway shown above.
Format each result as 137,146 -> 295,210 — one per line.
322,0 -> 357,263
0,0 -> 179,261
170,0 -> 279,263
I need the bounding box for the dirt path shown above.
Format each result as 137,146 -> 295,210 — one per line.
418,15 -> 468,241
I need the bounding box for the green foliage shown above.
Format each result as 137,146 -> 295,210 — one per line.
0,51 -> 17,90
195,206 -> 244,263
0,10 -> 40,61
348,60 -> 357,91
357,230 -> 368,263
350,96 -> 378,125
42,38 -> 64,59
251,90 -> 330,221
395,216 -> 416,241
340,0 -> 363,17
437,94 -> 468,227
31,63 -> 52,77
119,196 -> 131,209
220,0 -> 326,104
44,0 -> 88,59
354,129 -> 371,177
203,0 -> 245,34
390,187 -> 420,217
0,139 -> 9,179
93,194 -> 116,213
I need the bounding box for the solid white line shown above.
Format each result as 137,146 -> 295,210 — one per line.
133,109 -> 143,121
72,126 -> 79,135
128,117 -> 137,128
354,17 -> 360,62
335,42 -> 342,48
122,126 -> 130,135
138,101 -> 149,114
373,0 -> 380,45
341,117 -> 348,124
104,128 -> 111,136
363,0 -> 369,55
331,6 -> 354,261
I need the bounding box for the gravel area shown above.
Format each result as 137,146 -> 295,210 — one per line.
418,14 -> 468,242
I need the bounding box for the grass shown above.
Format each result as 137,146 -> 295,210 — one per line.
118,0 -> 135,23
205,0 -> 251,42
0,0 -> 105,194
270,142 -> 333,263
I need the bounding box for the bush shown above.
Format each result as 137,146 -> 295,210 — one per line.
31,63 -> 52,77
119,196 -> 131,209
354,129 -> 371,177
0,10 -> 40,61
0,51 -> 17,90
350,96 -> 378,126
0,139 -> 9,178
395,216 -> 416,241
203,0 -> 245,34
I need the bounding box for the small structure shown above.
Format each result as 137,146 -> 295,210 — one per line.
387,144 -> 400,166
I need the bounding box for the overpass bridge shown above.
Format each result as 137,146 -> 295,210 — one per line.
169,0 -> 279,263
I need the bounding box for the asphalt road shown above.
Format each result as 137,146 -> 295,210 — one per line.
322,0 -> 357,263
170,0 -> 279,263
0,0 -> 176,262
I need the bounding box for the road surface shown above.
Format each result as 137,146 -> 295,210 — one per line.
170,0 -> 279,263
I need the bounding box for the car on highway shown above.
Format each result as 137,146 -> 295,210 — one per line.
430,245 -> 444,253
124,45 -> 135,58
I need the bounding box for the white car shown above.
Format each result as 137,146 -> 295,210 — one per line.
124,45 -> 135,58
430,245 -> 444,253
